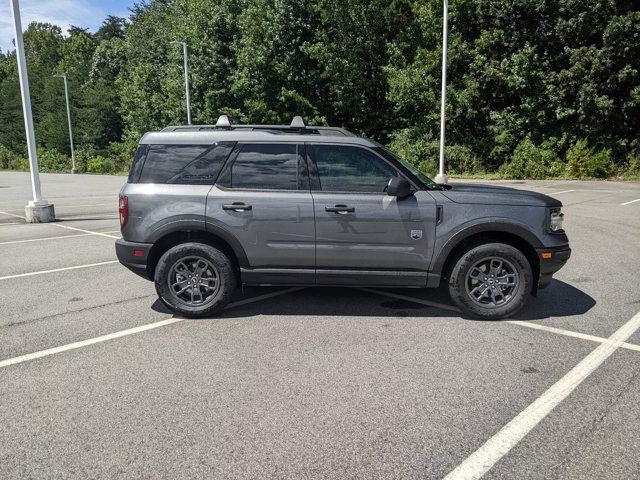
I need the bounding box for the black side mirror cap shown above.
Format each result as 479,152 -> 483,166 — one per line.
387,177 -> 412,197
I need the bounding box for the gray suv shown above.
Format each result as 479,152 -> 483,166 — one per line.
116,116 -> 570,320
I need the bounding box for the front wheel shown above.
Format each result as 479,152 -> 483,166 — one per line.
154,242 -> 236,318
448,243 -> 532,320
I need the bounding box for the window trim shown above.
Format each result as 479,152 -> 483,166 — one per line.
215,142 -> 310,192
306,142 -> 417,195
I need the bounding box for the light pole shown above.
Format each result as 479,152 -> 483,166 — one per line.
435,0 -> 449,185
54,74 -> 77,174
171,41 -> 191,125
10,0 -> 55,222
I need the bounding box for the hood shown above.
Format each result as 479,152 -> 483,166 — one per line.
441,183 -> 562,207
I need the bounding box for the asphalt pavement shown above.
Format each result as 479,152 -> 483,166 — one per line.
1,171 -> 639,479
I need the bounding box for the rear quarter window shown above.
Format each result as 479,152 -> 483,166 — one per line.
128,145 -> 149,183
137,143 -> 234,184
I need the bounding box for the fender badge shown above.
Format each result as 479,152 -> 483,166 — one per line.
410,230 -> 422,240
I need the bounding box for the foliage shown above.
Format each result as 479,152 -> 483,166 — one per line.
566,140 -> 612,178
0,1 -> 639,179
499,139 -> 567,179
87,155 -> 116,173
36,148 -> 71,172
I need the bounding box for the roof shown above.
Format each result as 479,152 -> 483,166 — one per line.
139,130 -> 376,147
139,115 -> 378,147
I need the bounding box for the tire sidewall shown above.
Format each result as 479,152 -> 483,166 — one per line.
154,242 -> 236,318
449,243 -> 532,320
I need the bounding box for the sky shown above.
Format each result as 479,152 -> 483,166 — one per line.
0,0 -> 134,52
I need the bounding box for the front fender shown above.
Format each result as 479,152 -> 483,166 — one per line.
429,216 -> 544,276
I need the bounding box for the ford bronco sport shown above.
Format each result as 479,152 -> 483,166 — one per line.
116,115 -> 570,320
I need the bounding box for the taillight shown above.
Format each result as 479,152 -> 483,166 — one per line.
119,194 -> 128,230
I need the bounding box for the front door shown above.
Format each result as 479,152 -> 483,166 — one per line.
308,143 -> 437,286
206,142 -> 315,284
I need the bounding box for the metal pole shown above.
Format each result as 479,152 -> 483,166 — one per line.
11,0 -> 42,203
10,0 -> 55,221
435,0 -> 449,184
55,74 -> 77,173
182,42 -> 192,125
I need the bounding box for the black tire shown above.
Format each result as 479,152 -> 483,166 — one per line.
154,242 -> 236,318
448,242 -> 532,320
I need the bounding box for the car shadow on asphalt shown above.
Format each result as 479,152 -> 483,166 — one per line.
151,280 -> 595,321
512,279 -> 596,321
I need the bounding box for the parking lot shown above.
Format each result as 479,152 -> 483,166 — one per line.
1,171 -> 639,479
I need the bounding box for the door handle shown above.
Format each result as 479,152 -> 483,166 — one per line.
223,202 -> 252,212
325,205 -> 355,214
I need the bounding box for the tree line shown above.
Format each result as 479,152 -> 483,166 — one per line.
1,0 -> 639,178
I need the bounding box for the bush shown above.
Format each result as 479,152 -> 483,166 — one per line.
37,148 -> 71,173
0,144 -> 22,170
9,155 -> 29,170
108,136 -> 138,173
566,140 -> 612,178
498,139 -> 565,179
618,150 -> 640,179
74,146 -> 98,173
87,155 -> 116,173
388,129 -> 438,177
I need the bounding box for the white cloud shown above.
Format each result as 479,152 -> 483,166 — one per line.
0,0 -> 127,52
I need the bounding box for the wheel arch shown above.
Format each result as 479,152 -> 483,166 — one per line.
434,223 -> 541,294
146,227 -> 248,281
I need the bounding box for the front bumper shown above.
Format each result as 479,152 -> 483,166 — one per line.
115,238 -> 153,279
536,246 -> 571,289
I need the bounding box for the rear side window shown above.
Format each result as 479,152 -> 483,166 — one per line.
219,144 -> 306,190
128,145 -> 149,183
138,143 -> 234,184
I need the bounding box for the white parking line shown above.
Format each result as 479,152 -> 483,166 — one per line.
549,190 -> 575,195
359,288 -> 461,313
0,319 -> 183,369
0,210 -> 26,219
0,222 -> 23,226
0,261 -> 119,281
0,287 -> 301,369
508,320 -> 640,352
51,223 -> 119,239
621,198 -> 640,206
0,210 -> 119,239
0,231 -> 120,245
444,310 -> 640,480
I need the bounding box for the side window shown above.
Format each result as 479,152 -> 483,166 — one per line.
221,144 -> 305,190
139,144 -> 210,184
311,145 -> 399,193
167,142 -> 234,185
128,144 -> 149,183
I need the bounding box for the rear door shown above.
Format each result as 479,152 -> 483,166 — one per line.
308,143 -> 437,286
206,142 -> 315,284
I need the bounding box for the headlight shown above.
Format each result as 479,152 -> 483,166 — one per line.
549,208 -> 564,232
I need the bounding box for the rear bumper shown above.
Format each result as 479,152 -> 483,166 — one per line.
115,238 -> 153,280
536,246 -> 571,289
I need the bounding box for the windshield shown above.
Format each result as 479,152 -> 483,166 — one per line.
374,147 -> 442,190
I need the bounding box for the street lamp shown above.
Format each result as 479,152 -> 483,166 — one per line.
10,0 -> 55,222
435,0 -> 449,185
53,74 -> 77,174
171,41 -> 191,125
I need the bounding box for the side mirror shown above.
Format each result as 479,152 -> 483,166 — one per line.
386,177 -> 412,197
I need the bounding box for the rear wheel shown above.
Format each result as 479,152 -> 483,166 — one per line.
448,242 -> 532,320
154,242 -> 236,318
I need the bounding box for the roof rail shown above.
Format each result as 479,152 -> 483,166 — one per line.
161,115 -> 355,137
